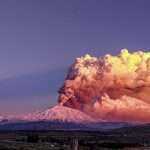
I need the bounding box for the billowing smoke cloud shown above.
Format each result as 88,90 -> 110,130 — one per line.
58,49 -> 150,123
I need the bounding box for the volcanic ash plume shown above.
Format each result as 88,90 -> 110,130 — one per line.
58,49 -> 150,123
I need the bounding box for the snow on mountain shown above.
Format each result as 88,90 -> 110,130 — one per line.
0,105 -> 136,130
0,105 -> 100,124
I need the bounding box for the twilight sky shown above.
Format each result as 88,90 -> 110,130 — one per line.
0,0 -> 150,115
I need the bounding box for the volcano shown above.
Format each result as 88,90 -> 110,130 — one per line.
1,49 -> 149,130
0,105 -> 133,130
0,105 -> 97,124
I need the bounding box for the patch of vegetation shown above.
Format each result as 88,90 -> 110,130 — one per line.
0,127 -> 149,150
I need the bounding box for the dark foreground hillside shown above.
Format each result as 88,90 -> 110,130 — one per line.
114,123 -> 150,133
0,124 -> 150,150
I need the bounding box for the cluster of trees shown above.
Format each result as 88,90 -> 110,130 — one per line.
79,141 -> 139,149
27,134 -> 39,143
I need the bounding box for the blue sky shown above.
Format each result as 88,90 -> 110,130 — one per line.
0,0 -> 150,115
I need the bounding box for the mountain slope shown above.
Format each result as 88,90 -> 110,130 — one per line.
0,105 -> 98,124
0,105 -> 135,130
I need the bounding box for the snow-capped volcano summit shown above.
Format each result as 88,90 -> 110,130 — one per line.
0,105 -> 98,124
0,105 -> 134,130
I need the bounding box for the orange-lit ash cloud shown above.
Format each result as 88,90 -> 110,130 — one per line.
58,49 -> 150,123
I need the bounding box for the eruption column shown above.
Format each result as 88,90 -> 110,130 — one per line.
58,49 -> 150,123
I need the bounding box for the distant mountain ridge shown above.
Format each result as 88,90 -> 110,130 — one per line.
0,120 -> 134,130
